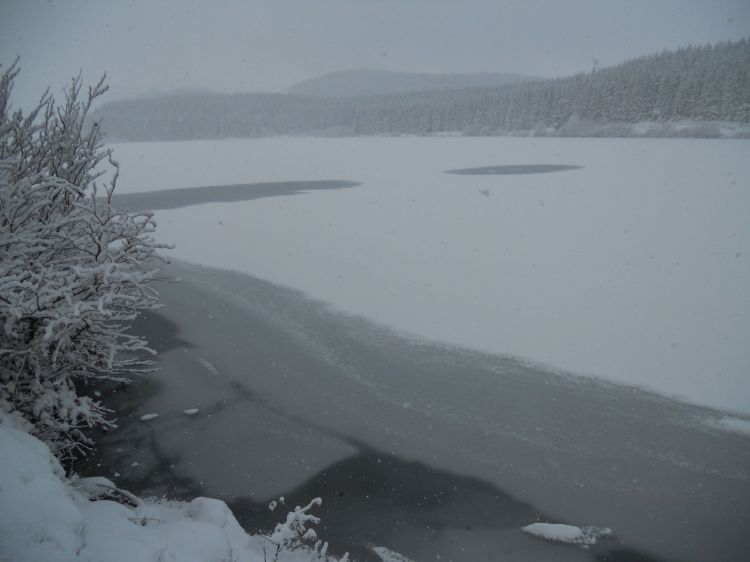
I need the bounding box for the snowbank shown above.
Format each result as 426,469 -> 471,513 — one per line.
0,411 -> 346,562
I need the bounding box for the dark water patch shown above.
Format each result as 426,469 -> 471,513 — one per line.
229,445 -> 549,561
109,179 -> 361,212
81,387 -> 660,562
445,164 -> 582,175
74,377 -> 242,503
595,549 -> 669,562
132,309 -> 194,353
74,310 -> 202,497
228,439 -> 665,562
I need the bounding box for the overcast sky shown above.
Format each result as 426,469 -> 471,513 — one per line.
1,0 -> 748,105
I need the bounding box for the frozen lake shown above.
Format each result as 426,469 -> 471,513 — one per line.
84,136 -> 750,561
110,136 -> 750,414
85,260 -> 750,562
445,163 -> 583,175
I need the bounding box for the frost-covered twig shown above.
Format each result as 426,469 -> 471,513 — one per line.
263,497 -> 348,561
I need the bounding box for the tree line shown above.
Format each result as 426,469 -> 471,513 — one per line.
94,38 -> 749,140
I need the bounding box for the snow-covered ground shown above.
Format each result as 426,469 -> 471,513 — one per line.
0,411 -> 352,562
109,136 -> 750,414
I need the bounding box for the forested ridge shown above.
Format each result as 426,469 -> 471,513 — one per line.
94,39 -> 750,140
286,68 -> 541,97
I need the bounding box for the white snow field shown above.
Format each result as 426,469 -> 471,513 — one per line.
111,136 -> 750,413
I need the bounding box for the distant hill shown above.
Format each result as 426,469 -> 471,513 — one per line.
286,69 -> 541,97
93,39 -> 750,141
133,86 -> 220,99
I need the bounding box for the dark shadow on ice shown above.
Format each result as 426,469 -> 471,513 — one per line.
445,164 -> 582,175
109,179 -> 361,212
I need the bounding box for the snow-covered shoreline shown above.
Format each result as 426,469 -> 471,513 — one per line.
6,256 -> 748,561
0,406 -> 625,562
0,410 -> 348,562
69,259 -> 749,562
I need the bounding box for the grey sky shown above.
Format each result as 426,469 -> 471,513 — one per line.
1,0 -> 748,105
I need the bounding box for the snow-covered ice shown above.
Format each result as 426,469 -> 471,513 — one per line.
109,136 -> 750,414
522,522 -> 612,546
371,546 -> 416,562
139,413 -> 159,421
183,408 -> 200,415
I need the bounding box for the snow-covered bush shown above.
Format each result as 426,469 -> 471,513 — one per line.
263,497 -> 347,562
0,60 -> 166,460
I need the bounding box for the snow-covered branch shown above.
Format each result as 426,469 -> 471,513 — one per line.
0,61 -> 168,460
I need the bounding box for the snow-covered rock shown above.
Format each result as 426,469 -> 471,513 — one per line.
72,476 -> 141,508
522,522 -> 612,547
